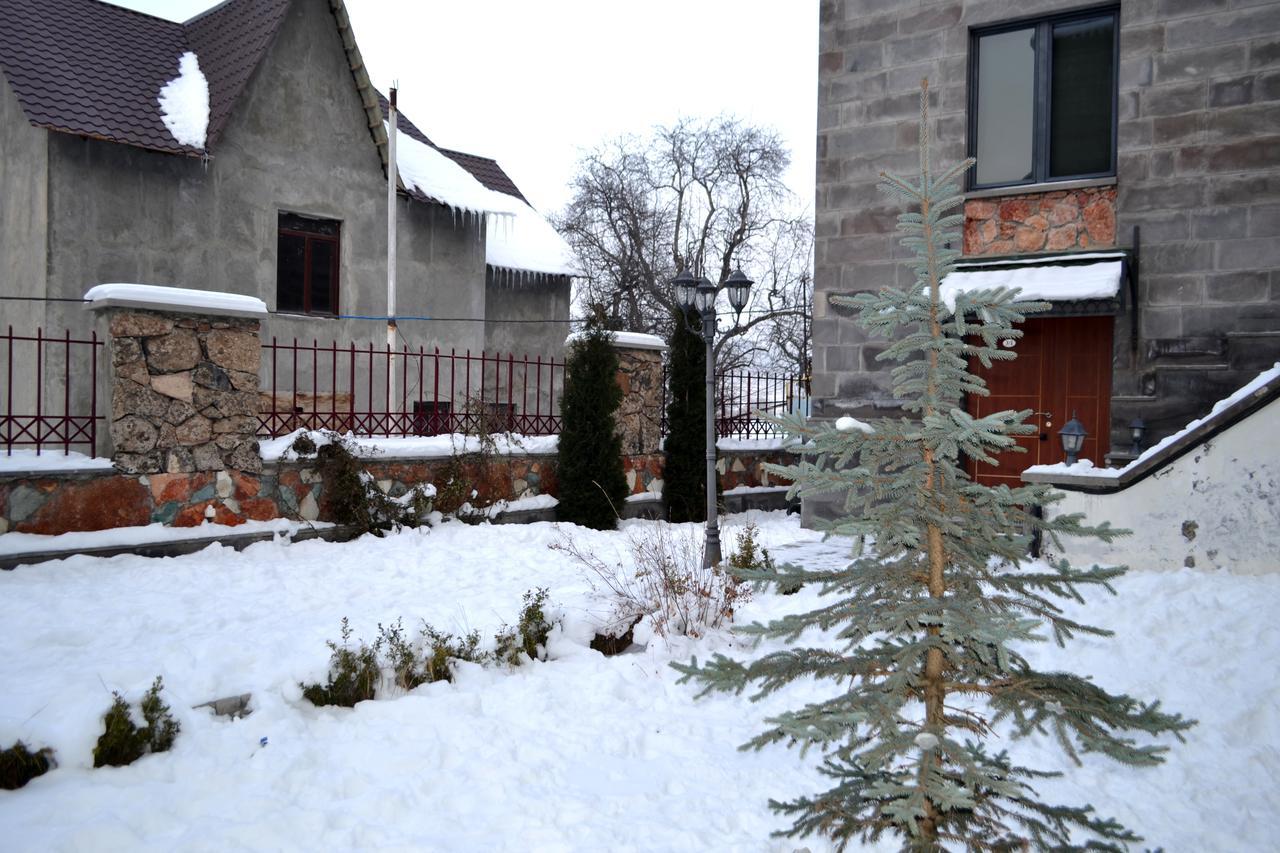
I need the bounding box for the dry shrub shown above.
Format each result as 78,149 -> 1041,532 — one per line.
554,524 -> 751,640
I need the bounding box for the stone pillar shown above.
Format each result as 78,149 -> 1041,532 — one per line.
90,291 -> 265,475
610,334 -> 667,457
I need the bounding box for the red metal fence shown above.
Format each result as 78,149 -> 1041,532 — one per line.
661,367 -> 810,440
258,338 -> 566,438
1,326 -> 103,456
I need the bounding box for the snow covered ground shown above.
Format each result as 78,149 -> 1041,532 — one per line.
0,512 -> 1276,851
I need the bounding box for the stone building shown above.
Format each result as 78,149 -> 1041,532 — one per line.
815,0 -> 1280,486
0,0 -> 575,448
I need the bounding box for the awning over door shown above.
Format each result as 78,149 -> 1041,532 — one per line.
939,251 -> 1128,313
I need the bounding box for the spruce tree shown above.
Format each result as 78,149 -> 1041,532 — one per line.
663,307 -> 710,523
557,316 -> 628,530
674,84 -> 1192,851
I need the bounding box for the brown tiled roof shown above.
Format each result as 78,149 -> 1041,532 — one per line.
0,0 -> 533,206
438,147 -> 527,203
0,0 -> 196,154
184,0 -> 291,148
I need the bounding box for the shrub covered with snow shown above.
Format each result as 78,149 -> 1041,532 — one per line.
92,677 -> 179,768
0,741 -> 54,790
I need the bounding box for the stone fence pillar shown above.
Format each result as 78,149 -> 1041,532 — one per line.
87,286 -> 267,475
609,332 -> 668,457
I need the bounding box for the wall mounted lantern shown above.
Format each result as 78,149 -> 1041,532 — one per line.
1129,417 -> 1146,455
1059,413 -> 1088,465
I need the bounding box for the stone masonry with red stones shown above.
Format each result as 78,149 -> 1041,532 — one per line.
0,453 -> 563,536
0,448 -> 792,537
963,186 -> 1117,257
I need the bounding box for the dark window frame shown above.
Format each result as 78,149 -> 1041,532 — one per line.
277,212 -> 341,316
966,4 -> 1120,192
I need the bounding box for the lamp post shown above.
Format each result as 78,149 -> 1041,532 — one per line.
672,267 -> 752,567
1058,412 -> 1088,466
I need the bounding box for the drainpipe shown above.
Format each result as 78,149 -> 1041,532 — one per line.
387,86 -> 399,420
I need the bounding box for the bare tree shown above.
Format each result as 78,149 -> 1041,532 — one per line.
555,116 -> 811,371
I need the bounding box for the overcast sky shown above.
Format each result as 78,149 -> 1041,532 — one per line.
109,0 -> 818,217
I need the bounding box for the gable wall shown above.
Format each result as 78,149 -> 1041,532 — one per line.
41,0 -> 486,362
815,0 -> 1280,448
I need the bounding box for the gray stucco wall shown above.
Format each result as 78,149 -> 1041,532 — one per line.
815,0 -> 1280,445
483,271 -> 571,357
0,75 -> 48,417
31,0 -> 488,433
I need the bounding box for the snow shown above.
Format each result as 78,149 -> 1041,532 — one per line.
1026,362 -> 1280,480
156,51 -> 209,149
722,484 -> 790,496
954,251 -> 1126,268
835,415 -> 874,434
478,493 -> 558,518
391,124 -> 524,220
939,260 -> 1123,313
564,330 -> 667,350
0,514 -> 1275,850
0,449 -> 114,474
716,436 -> 797,452
259,429 -> 558,462
486,202 -> 579,277
0,518 -> 330,559
83,283 -> 267,316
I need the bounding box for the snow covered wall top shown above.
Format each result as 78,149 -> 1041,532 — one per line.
85,283 -> 268,316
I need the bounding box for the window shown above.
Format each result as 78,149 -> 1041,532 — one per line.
277,213 -> 340,315
968,8 -> 1118,190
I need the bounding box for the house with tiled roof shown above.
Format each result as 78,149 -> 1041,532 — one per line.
0,0 -> 575,375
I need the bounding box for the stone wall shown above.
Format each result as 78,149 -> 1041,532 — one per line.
0,453 -> 560,536
963,187 -> 1117,256
106,309 -> 262,475
614,344 -> 665,456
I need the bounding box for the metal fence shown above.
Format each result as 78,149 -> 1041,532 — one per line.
662,367 -> 809,440
258,338 -> 566,438
0,326 -> 104,456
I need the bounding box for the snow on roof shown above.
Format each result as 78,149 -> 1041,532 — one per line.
84,283 -> 267,316
157,51 -> 210,149
939,260 -> 1123,313
486,203 -> 578,277
391,123 -> 525,219
565,330 -> 667,351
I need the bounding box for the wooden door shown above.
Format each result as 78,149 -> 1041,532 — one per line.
967,316 -> 1112,487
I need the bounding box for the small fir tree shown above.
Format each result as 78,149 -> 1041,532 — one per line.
663,307 -> 711,523
674,84 -> 1192,851
557,316 -> 628,529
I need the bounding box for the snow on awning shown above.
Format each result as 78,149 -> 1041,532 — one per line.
939,253 -> 1124,313
391,124 -> 524,219
157,51 -> 210,149
487,202 -> 579,278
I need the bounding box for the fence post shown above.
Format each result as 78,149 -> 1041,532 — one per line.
87,288 -> 266,475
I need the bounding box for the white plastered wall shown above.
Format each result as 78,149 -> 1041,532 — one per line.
1042,401 -> 1280,575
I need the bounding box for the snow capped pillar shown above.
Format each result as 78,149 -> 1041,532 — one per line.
85,284 -> 267,475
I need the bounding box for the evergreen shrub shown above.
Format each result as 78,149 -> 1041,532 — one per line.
662,308 -> 711,522
0,741 -> 54,790
557,317 -> 628,530
93,677 -> 180,768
